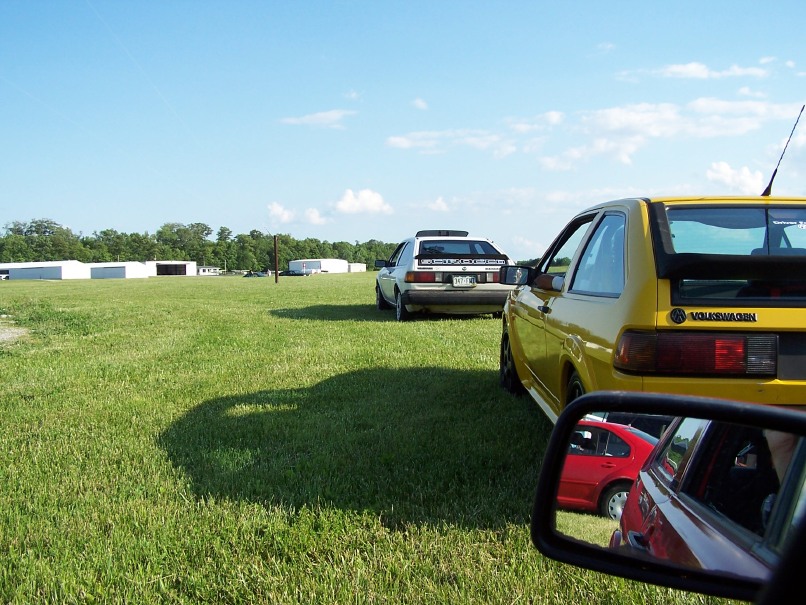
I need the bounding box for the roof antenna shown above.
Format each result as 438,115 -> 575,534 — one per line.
761,103 -> 804,196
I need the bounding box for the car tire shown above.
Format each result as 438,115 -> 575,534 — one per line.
395,290 -> 410,321
600,482 -> 632,521
499,327 -> 525,395
376,285 -> 390,310
567,371 -> 585,404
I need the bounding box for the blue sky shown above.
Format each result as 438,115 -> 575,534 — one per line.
2,1 -> 805,261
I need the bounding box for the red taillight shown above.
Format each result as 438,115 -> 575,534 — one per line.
614,331 -> 777,376
405,271 -> 437,283
489,271 -> 500,283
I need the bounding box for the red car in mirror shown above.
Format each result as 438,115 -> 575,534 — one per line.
558,419 -> 658,520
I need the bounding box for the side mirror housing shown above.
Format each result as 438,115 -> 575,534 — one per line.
531,391 -> 806,604
499,265 -> 536,285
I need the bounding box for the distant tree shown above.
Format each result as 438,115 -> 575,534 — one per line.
155,223 -> 185,258
3,219 -> 88,261
216,227 -> 232,243
0,233 -> 32,262
127,232 -> 159,261
233,233 -> 258,270
332,241 -> 354,262
353,239 -> 397,268
213,227 -> 236,271
91,229 -> 129,262
0,217 -> 400,269
5,221 -> 27,236
247,230 -> 274,271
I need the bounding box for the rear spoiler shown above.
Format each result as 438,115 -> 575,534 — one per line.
415,230 -> 469,237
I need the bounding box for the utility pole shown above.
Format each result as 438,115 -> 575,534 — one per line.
274,235 -> 279,283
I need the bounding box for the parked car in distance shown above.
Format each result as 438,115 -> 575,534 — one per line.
498,196 -> 806,423
279,269 -> 310,277
375,229 -> 514,321
558,418 -> 657,520
530,391 -> 806,604
243,271 -> 268,277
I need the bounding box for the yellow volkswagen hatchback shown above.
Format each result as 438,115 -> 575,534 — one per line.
499,196 -> 806,422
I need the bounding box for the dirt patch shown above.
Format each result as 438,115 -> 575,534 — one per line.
0,319 -> 27,345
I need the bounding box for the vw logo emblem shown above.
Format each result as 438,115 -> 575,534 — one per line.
670,308 -> 687,324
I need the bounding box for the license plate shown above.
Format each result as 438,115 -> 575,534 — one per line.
452,275 -> 476,287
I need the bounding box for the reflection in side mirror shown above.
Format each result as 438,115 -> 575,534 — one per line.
531,392 -> 806,603
499,265 -> 535,286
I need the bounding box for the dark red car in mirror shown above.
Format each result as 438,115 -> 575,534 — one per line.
611,415 -> 804,581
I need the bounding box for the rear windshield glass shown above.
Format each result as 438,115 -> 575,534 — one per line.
417,240 -> 502,255
658,205 -> 806,305
666,207 -> 806,254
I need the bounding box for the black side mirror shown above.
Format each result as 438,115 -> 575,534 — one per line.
499,265 -> 536,285
531,391 -> 806,604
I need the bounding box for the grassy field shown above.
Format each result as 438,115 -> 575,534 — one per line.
0,273 -> 736,604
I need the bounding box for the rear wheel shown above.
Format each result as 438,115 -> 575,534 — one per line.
376,284 -> 390,310
395,290 -> 410,321
567,371 -> 585,404
499,327 -> 525,395
600,482 -> 631,520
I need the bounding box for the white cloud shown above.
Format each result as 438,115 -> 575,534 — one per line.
706,161 -> 765,194
386,131 -> 442,151
335,189 -> 393,214
280,109 -> 357,129
508,111 -> 564,133
386,128 -> 516,157
657,62 -> 767,79
428,196 -> 449,211
538,100 -> 798,169
412,98 -> 428,110
738,87 -> 765,99
268,202 -> 294,223
583,103 -> 682,137
539,136 -> 645,170
511,234 -> 545,258
390,96 -> 804,173
305,208 -> 328,225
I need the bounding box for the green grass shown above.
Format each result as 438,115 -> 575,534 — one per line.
0,274 -> 737,604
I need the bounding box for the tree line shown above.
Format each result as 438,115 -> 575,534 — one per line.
0,219 -> 399,272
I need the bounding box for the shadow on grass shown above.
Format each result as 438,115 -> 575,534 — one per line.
270,305 -> 500,322
158,367 -> 552,530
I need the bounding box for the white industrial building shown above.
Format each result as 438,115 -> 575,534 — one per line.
0,260 -> 91,280
197,266 -> 221,276
0,260 -> 197,280
90,262 -> 154,279
287,258 -> 365,274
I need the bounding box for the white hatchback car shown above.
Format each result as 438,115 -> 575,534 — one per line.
374,229 -> 514,321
